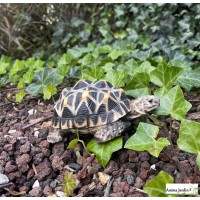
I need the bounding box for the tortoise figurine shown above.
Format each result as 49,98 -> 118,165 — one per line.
47,80 -> 160,143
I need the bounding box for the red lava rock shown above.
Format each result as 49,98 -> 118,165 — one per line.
36,158 -> 52,181
31,146 -> 42,156
20,142 -> 31,154
126,174 -> 135,185
52,156 -> 64,171
179,160 -> 192,176
0,165 -> 4,173
3,127 -> 9,133
16,175 -> 27,185
118,150 -> 128,164
127,150 -> 137,157
19,163 -> 29,173
5,161 -> 17,173
54,186 -> 63,192
188,157 -> 196,167
138,152 -> 150,161
27,169 -> 35,179
19,186 -> 29,193
28,134 -> 37,145
91,158 -> 101,169
125,162 -> 136,170
38,128 -> 48,139
81,174 -> 92,185
110,192 -> 125,197
141,161 -> 150,169
112,170 -> 123,177
112,179 -> 123,193
158,152 -> 170,162
6,136 -> 17,144
41,148 -> 51,157
139,169 -> 149,180
104,160 -> 119,174
87,166 -> 99,175
52,142 -> 65,156
8,171 -> 21,181
120,181 -> 130,193
127,192 -> 145,197
134,177 -> 144,189
29,186 -> 43,197
175,172 -> 184,183
163,163 -> 177,175
156,161 -> 164,169
43,185 -> 53,196
0,160 -> 6,167
39,140 -> 50,149
78,185 -> 90,196
12,131 -> 23,138
0,151 -> 10,162
16,154 -> 32,165
129,156 -> 139,163
124,168 -> 135,177
33,153 -> 44,165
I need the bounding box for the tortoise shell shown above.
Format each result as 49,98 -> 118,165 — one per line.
52,80 -> 130,129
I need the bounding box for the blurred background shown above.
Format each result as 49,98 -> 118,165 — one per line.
0,3 -> 200,63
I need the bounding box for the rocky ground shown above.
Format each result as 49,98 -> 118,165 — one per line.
0,92 -> 200,197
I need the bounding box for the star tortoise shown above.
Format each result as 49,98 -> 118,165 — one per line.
47,80 -> 160,143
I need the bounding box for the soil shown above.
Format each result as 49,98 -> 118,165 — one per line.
0,92 -> 200,197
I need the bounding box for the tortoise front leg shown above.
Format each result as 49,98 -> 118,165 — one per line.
94,120 -> 131,143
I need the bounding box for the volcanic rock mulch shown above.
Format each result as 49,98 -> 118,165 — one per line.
0,93 -> 200,197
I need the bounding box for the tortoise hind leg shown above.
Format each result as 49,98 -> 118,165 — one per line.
94,120 -> 131,143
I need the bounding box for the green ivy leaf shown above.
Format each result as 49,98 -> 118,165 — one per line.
177,119 -> 200,169
124,123 -> 170,157
105,70 -> 126,87
150,62 -> 183,95
138,61 -> 155,74
0,62 -> 9,75
1,55 -> 11,63
17,78 -> 25,89
58,53 -> 72,65
102,63 -> 114,72
197,154 -> 200,169
125,88 -> 150,98
93,45 -> 112,58
87,137 -> 123,167
25,57 -> 35,68
35,68 -> 63,86
68,49 -> 83,59
43,84 -> 57,99
67,138 -> 79,149
57,64 -> 70,76
0,75 -> 9,87
176,68 -> 200,91
124,72 -> 150,97
108,49 -> 125,61
9,59 -> 25,76
26,83 -> 43,96
143,171 -> 175,197
26,68 -> 63,96
169,60 -> 191,70
81,66 -> 104,81
80,53 -> 93,66
32,60 -> 44,71
22,68 -> 34,84
155,85 -> 192,121
63,172 -> 77,196
16,89 -> 26,102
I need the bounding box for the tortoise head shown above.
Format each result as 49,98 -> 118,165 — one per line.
129,95 -> 160,119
